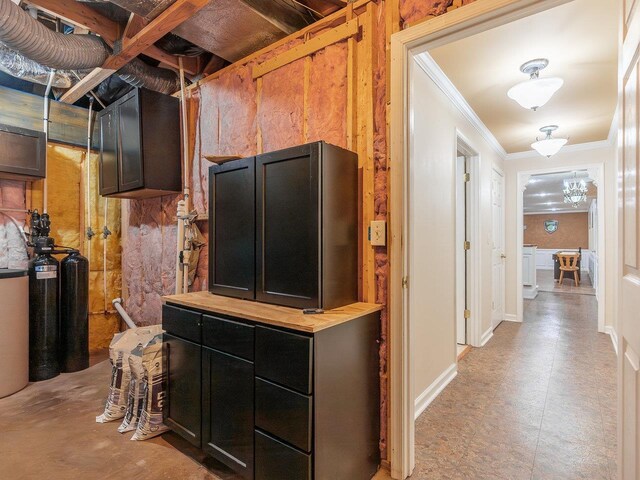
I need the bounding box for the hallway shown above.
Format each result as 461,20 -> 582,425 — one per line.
413,292 -> 617,479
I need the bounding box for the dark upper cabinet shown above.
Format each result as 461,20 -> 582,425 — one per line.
163,333 -> 202,448
209,157 -> 255,299
97,88 -> 181,199
202,347 -> 254,479
209,141 -> 358,310
0,124 -> 46,181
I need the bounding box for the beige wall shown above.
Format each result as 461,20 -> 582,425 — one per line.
410,58 -> 504,402
504,144 -> 618,331
524,212 -> 589,249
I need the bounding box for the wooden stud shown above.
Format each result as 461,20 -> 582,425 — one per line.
60,0 -> 209,103
303,56 -> 311,142
256,77 -> 263,154
356,2 -> 376,303
252,18 -> 360,79
346,3 -> 357,151
25,0 -> 201,75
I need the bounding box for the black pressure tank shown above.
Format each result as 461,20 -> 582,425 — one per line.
60,251 -> 90,372
28,237 -> 60,381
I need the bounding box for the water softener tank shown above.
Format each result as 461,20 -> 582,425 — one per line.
60,251 -> 90,372
28,236 -> 60,381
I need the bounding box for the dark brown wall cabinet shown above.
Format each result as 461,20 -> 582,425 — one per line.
0,124 -> 46,181
162,303 -> 380,480
209,141 -> 358,310
98,88 -> 181,199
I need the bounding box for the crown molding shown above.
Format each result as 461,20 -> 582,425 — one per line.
414,53 -> 507,159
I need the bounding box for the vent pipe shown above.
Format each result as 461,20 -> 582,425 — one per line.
0,0 -> 181,95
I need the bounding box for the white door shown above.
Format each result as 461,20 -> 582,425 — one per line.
491,168 -> 505,329
619,1 -> 640,477
455,155 -> 467,344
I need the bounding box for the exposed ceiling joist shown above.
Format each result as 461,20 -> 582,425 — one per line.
23,0 -> 201,76
60,0 -> 209,104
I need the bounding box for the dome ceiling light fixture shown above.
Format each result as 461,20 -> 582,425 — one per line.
563,172 -> 589,208
531,125 -> 568,158
507,59 -> 564,111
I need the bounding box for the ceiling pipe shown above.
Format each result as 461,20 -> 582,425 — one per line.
0,0 -> 181,95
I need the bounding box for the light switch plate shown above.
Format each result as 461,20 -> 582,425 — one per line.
370,220 -> 386,246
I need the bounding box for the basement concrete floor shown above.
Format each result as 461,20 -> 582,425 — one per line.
413,292 -> 617,479
0,351 -> 240,480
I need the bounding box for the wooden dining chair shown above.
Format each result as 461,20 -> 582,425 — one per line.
558,253 -> 580,286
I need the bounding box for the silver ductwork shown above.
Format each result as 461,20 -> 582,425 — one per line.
0,0 -> 108,70
0,0 -> 181,95
0,43 -> 88,88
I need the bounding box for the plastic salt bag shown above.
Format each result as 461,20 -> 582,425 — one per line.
96,325 -> 162,424
117,344 -> 145,433
131,333 -> 168,440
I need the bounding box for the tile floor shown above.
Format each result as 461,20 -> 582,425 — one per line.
413,291 -> 617,480
537,269 -> 596,296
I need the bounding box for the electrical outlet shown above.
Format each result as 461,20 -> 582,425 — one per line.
370,220 -> 386,246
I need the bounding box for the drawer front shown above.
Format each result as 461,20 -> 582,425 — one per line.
162,304 -> 201,343
255,378 -> 312,452
255,326 -> 313,394
255,430 -> 311,480
202,315 -> 254,361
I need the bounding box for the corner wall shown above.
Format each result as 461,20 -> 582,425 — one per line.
410,56 -> 504,404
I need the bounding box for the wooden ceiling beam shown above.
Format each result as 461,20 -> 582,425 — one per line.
60,0 -> 209,104
24,0 -> 202,76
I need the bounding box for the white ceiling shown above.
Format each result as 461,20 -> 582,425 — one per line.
428,0 -> 618,154
524,170 -> 596,214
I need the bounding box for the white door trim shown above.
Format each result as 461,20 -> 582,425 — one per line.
456,132 -> 482,347
389,1 -> 574,478
515,163 -> 606,332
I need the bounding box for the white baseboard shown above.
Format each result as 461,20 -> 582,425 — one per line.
605,326 -> 619,356
480,328 -> 493,346
523,285 -> 538,299
504,313 -> 520,323
414,363 -> 457,420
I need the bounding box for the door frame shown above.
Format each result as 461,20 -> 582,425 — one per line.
491,165 -> 506,330
455,133 -> 482,347
389,0 -> 574,477
515,163 -> 606,332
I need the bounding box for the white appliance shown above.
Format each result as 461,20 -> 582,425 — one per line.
0,269 -> 28,398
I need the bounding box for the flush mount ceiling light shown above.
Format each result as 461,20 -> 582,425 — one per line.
507,59 -> 564,111
531,125 -> 568,158
563,173 -> 588,208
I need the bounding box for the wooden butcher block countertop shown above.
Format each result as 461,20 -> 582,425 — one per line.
162,291 -> 382,333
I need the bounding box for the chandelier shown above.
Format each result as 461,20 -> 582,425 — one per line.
563,173 -> 588,208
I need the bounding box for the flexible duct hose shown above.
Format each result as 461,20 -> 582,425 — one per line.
118,58 -> 181,94
0,0 -> 181,94
0,0 -> 108,69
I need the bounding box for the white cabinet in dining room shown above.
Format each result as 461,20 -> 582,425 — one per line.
523,245 -> 538,299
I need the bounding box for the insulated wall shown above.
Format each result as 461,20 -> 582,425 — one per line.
120,0 -> 479,459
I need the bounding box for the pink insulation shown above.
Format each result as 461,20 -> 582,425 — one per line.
259,58 -> 305,152
399,0 -> 477,26
307,41 -> 349,148
0,180 -> 28,269
122,195 -> 179,325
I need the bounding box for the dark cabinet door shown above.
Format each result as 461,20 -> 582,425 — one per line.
256,143 -> 320,308
202,347 -> 254,479
0,124 -> 46,180
117,92 -> 144,192
209,158 -> 255,299
99,108 -> 119,195
163,333 -> 202,447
